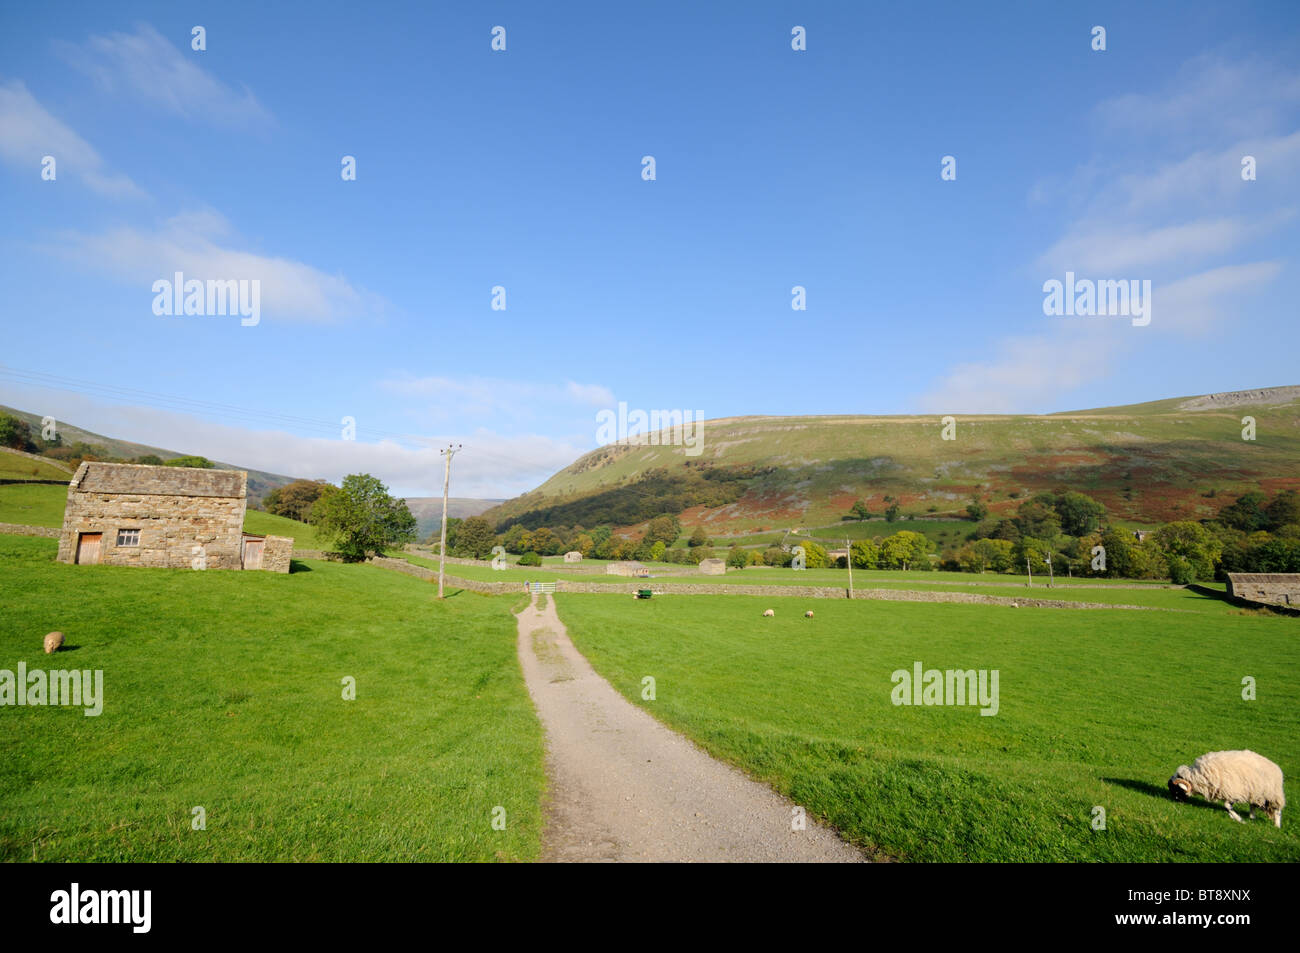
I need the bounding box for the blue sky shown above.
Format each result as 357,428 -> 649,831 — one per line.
1,1 -> 1297,498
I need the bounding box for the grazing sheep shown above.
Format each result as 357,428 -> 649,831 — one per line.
43,631 -> 64,654
804,610 -> 814,618
1168,749 -> 1285,827
762,609 -> 775,617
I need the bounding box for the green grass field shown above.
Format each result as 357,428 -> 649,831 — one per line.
0,449 -> 71,482
554,592 -> 1300,862
242,508 -> 327,549
0,534 -> 543,862
0,483 -> 68,527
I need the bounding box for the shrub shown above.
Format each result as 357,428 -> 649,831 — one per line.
517,551 -> 542,567
1166,554 -> 1195,585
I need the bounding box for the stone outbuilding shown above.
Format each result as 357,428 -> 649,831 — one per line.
56,461 -> 291,572
606,560 -> 649,577
1225,573 -> 1300,607
697,557 -> 726,575
563,550 -> 583,563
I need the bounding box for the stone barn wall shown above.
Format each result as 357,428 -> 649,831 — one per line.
698,558 -> 726,575
262,535 -> 294,573
57,462 -> 247,570
1225,573 -> 1300,607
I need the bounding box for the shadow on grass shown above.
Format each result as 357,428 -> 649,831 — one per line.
1102,776 -> 1220,811
288,560 -> 313,573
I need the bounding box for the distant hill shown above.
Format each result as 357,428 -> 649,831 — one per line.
404,497 -> 506,540
481,386 -> 1300,537
0,404 -> 297,503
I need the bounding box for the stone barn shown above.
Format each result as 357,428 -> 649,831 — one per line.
1225,573 -> 1300,607
698,557 -> 726,575
56,462 -> 291,572
563,550 -> 583,563
606,560 -> 649,577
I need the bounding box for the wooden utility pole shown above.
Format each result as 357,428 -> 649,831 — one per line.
437,443 -> 462,599
845,538 -> 854,599
1047,552 -> 1054,588
1026,557 -> 1033,588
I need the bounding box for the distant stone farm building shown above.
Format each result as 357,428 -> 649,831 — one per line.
563,550 -> 583,563
1225,573 -> 1300,607
698,558 -> 726,575
606,560 -> 650,577
56,462 -> 291,572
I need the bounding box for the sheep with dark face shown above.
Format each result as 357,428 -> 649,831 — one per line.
1168,749 -> 1285,827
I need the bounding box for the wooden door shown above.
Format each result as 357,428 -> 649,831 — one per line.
242,538 -> 264,570
75,533 -> 102,565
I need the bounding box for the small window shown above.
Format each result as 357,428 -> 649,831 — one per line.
116,528 -> 140,547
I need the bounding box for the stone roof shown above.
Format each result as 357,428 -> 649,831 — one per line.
70,462 -> 247,499
1226,573 -> 1300,584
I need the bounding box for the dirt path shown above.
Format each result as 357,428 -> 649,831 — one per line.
516,593 -> 868,862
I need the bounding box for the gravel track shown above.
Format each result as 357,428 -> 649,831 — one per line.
516,593 -> 869,863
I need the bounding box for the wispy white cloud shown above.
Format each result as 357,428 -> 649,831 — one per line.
565,380 -> 616,406
924,54 -> 1296,411
1156,260 -> 1284,336
58,23 -> 273,128
1037,218 -> 1264,275
0,384 -> 580,499
49,209 -> 383,323
381,374 -> 616,425
919,330 -> 1121,415
0,79 -> 143,198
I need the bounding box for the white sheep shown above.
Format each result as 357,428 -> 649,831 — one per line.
762,609 -> 775,617
1168,749 -> 1285,827
804,610 -> 814,618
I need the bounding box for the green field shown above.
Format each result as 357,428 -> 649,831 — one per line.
554,592 -> 1300,862
242,508 -> 328,549
0,535 -> 543,862
0,449 -> 71,482
0,483 -> 68,527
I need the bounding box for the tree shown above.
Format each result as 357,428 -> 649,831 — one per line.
650,540 -> 667,562
763,546 -> 791,567
958,538 -> 1012,573
454,516 -> 497,559
726,546 -> 749,569
1015,536 -> 1052,574
879,531 -> 930,570
134,454 -> 164,466
645,514 -> 681,547
850,539 -> 879,569
0,414 -> 34,451
798,540 -> 830,569
1219,492 -> 1267,532
1014,500 -> 1061,540
884,502 -> 902,523
517,551 -> 542,567
529,527 -> 561,556
263,479 -> 331,523
502,523 -> 529,554
965,499 -> 989,522
1052,491 -> 1106,536
688,526 -> 710,547
1152,520 -> 1221,581
164,455 -> 215,468
309,474 -> 417,561
850,499 -> 872,521
1265,490 -> 1300,531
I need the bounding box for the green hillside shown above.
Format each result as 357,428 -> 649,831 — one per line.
0,404 -> 296,503
482,386 -> 1300,536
